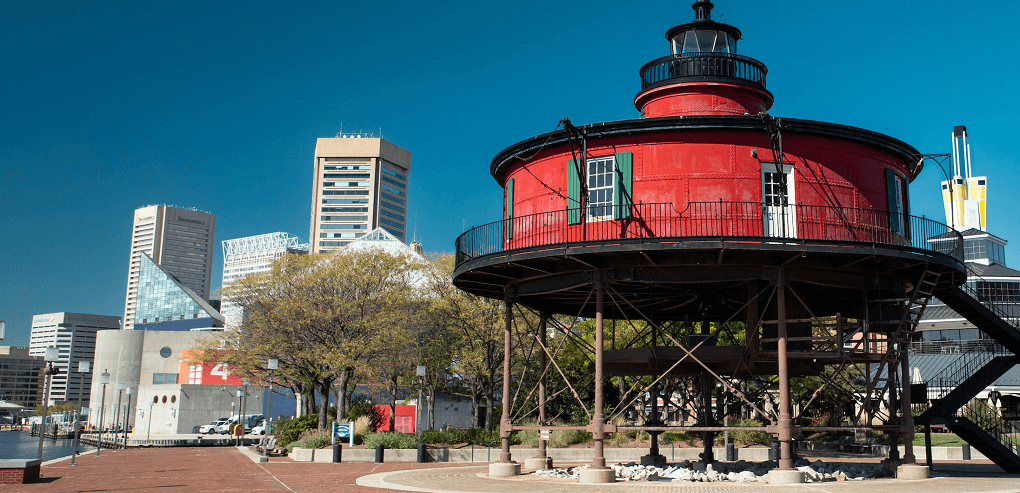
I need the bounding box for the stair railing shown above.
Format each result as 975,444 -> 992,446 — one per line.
917,341 -> 1008,406
957,264 -> 1020,334
958,398 -> 1020,452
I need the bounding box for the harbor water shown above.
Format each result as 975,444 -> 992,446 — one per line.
0,430 -> 86,462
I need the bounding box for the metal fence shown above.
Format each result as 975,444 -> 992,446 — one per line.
456,201 -> 963,267
639,52 -> 767,91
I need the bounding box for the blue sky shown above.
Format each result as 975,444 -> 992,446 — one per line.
2,1 -> 1018,346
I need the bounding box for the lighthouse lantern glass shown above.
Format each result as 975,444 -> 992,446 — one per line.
673,30 -> 734,55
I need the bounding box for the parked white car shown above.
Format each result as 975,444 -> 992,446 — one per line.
200,419 -> 229,434
252,422 -> 267,435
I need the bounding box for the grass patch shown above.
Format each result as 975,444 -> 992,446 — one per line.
913,433 -> 966,447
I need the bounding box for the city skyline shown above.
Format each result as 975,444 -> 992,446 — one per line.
3,0 -> 1019,346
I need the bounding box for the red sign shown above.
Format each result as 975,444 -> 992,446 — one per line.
179,350 -> 244,385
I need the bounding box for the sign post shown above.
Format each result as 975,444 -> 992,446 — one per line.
332,421 -> 354,446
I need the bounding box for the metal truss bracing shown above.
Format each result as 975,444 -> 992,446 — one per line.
222,232 -> 308,259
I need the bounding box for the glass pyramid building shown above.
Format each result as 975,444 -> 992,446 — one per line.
134,253 -> 224,331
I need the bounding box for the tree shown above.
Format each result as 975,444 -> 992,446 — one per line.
196,246 -> 425,430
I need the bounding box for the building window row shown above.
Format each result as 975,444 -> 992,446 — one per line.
381,184 -> 405,197
380,218 -> 404,230
320,224 -> 368,230
381,167 -> 407,181
323,181 -> 370,188
379,209 -> 404,222
321,207 -> 368,213
320,215 -> 369,222
152,373 -> 179,385
323,173 -> 370,179
320,232 -> 365,239
323,190 -> 369,196
381,175 -> 405,189
324,164 -> 370,171
322,198 -> 369,205
319,241 -> 350,247
380,199 -> 405,214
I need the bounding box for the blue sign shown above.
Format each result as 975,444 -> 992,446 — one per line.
332,422 -> 354,445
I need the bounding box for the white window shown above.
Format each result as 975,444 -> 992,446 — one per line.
587,156 -> 616,221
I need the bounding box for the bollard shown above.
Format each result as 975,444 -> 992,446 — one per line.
417,442 -> 427,463
769,440 -> 780,463
333,443 -> 342,463
375,443 -> 385,463
726,442 -> 735,461
962,443 -> 971,461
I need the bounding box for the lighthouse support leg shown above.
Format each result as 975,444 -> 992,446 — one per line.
580,275 -> 616,483
770,272 -> 804,484
489,287 -> 520,477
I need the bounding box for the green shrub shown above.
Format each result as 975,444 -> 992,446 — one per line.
517,429 -> 539,448
730,419 -> 770,446
660,432 -> 695,444
362,432 -> 419,449
277,414 -> 321,447
285,430 -> 332,452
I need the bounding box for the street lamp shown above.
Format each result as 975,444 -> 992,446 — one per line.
122,387 -> 133,449
37,347 -> 60,460
96,369 -> 110,457
262,358 -> 279,463
113,382 -> 125,450
146,400 -> 154,441
70,360 -> 90,467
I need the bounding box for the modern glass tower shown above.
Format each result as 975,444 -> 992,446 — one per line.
123,205 -> 216,329
133,253 -> 224,331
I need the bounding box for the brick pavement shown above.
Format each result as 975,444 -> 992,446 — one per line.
3,447 -> 1018,493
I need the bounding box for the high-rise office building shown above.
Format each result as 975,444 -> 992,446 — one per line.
220,232 -> 308,325
124,205 -> 216,330
29,312 -> 120,406
309,136 -> 411,253
0,346 -> 44,408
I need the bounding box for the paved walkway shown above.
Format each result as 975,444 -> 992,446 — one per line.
3,448 -> 1018,492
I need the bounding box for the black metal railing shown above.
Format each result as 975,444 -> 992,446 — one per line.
909,338 -> 1004,355
639,52 -> 768,91
455,201 -> 963,268
958,398 -> 1019,451
959,264 -> 1020,332
916,341 -> 1009,404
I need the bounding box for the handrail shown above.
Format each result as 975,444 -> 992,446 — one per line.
639,52 -> 768,91
958,398 -> 1019,451
455,201 -> 963,268
958,264 -> 1020,333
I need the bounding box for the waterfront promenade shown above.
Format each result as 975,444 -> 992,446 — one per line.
5,447 -> 1019,492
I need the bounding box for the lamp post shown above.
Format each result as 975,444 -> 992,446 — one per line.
263,358 -> 279,462
96,370 -> 110,457
112,382 -> 125,450
241,379 -> 249,438
146,401 -> 154,441
70,360 -> 90,467
122,387 -> 132,449
37,347 -> 60,460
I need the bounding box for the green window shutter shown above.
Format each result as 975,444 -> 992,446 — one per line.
613,152 -> 633,219
902,175 -> 911,239
505,179 -> 514,239
885,168 -> 900,234
567,159 -> 581,225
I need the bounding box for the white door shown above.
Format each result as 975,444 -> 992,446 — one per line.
762,164 -> 796,238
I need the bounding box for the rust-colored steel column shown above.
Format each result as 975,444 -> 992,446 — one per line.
900,351 -> 916,463
500,288 -> 514,463
592,277 -> 607,469
538,314 -> 548,460
776,275 -> 795,470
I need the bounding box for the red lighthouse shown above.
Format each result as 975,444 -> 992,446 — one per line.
456,1 -> 968,483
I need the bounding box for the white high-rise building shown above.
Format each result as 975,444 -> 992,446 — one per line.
124,205 -> 216,330
310,135 -> 412,253
29,312 -> 121,406
220,232 -> 308,325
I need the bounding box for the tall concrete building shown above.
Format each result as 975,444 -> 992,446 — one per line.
0,346 -> 44,409
220,232 -> 308,325
124,205 -> 216,329
309,136 -> 411,253
29,312 -> 120,406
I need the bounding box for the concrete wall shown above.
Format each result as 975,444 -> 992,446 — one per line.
290,446 -> 770,463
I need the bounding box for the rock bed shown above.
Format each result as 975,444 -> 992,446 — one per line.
532,459 -> 888,482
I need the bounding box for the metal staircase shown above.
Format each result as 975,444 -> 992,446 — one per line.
861,267 -> 941,421
913,265 -> 1020,471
